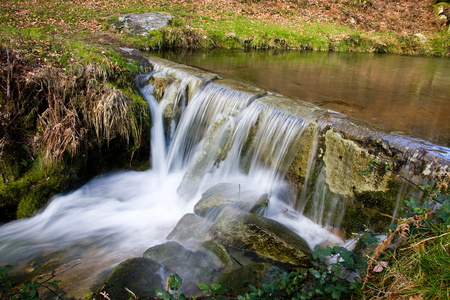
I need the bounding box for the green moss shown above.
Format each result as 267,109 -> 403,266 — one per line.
201,240 -> 233,269
97,258 -> 163,299
340,181 -> 401,235
0,158 -> 80,220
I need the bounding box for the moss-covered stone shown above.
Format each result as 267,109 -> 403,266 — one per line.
0,159 -> 81,220
153,77 -> 172,102
160,78 -> 182,134
340,182 -> 402,235
323,129 -> 393,197
97,257 -> 163,299
215,206 -> 312,266
201,239 -> 233,269
288,121 -> 320,181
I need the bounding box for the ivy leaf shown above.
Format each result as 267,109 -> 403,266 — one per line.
210,283 -> 222,291
168,273 -> 182,291
310,269 -> 321,279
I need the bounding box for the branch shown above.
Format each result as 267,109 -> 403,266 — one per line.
400,231 -> 450,251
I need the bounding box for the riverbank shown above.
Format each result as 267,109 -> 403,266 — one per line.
1,0 -> 450,57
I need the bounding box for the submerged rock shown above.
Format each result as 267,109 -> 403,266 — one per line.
215,206 -> 312,266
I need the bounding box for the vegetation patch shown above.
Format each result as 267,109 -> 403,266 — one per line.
0,35 -> 151,220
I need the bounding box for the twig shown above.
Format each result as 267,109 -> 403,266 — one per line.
39,260 -> 81,284
379,212 -> 399,221
230,254 -> 243,267
373,162 -> 426,194
6,47 -> 11,101
400,231 -> 450,251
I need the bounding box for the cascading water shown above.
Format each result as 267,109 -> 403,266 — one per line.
1,58 -> 442,297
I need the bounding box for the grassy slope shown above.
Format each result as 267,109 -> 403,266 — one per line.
0,0 -> 449,56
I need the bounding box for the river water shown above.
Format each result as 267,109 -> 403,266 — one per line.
155,49 -> 450,147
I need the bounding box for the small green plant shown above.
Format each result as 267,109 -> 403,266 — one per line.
151,273 -> 229,300
155,273 -> 186,300
0,265 -> 13,298
237,240 -> 373,300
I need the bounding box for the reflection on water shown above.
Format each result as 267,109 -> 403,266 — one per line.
154,49 -> 450,147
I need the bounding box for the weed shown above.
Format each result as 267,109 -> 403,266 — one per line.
0,264 -> 62,300
362,166 -> 450,299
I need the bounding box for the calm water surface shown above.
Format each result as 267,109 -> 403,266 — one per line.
154,50 -> 450,147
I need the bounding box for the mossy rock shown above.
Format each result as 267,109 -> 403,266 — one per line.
194,183 -> 269,220
201,239 -> 233,269
215,206 -> 312,266
97,257 -> 163,299
219,263 -> 285,296
153,77 -> 172,102
341,187 -> 401,235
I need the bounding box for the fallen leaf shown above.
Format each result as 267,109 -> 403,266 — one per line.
373,264 -> 384,272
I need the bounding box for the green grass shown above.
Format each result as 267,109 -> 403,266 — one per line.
0,0 -> 447,56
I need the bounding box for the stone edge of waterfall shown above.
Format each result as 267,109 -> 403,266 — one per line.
145,55 -> 450,165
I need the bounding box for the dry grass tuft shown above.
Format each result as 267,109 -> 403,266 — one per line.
87,84 -> 135,147
1,44 -> 145,167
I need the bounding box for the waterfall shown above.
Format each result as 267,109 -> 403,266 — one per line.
137,73 -> 167,176
0,68 -> 339,274
0,58 -> 445,297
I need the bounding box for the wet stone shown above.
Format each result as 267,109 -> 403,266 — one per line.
194,183 -> 269,220
215,206 -> 312,266
166,213 -> 215,244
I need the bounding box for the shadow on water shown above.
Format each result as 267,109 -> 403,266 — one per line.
154,49 -> 450,147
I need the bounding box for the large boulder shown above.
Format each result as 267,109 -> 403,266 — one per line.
215,206 -> 312,266
219,263 -> 285,296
